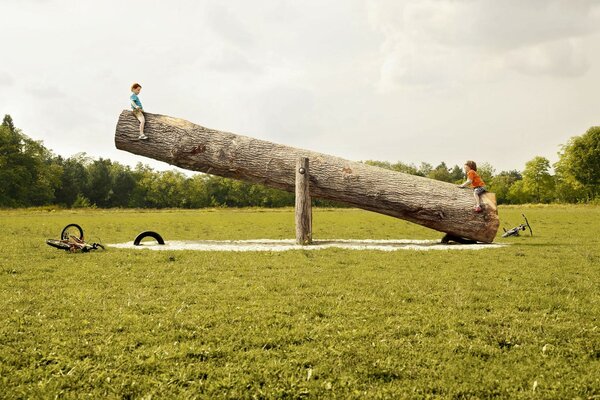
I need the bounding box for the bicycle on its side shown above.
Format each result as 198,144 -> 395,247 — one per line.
46,223 -> 105,253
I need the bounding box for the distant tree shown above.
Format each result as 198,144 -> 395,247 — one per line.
204,176 -> 230,207
490,170 -> 522,204
24,138 -> 62,205
0,124 -> 24,206
555,126 -> 600,200
2,114 -> 16,134
85,159 -> 113,207
182,174 -> 211,208
477,162 -> 495,186
418,162 -> 433,177
55,154 -> 90,206
261,187 -> 295,207
391,162 -> 420,175
364,160 -> 392,170
449,165 -> 464,182
110,163 -> 137,207
364,160 -> 420,175
0,116 -> 61,206
227,181 -> 294,207
428,162 -> 452,182
507,180 -> 531,204
144,170 -> 187,208
72,193 -> 92,208
522,156 -> 554,203
553,171 -> 586,203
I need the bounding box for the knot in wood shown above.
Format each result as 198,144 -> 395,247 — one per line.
342,166 -> 359,181
190,144 -> 206,154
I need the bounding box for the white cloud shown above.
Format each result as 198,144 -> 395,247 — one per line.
505,39 -> 589,77
204,3 -> 255,47
0,72 -> 14,87
368,0 -> 600,91
28,84 -> 66,99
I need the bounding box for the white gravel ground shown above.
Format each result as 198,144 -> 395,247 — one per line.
109,239 -> 505,252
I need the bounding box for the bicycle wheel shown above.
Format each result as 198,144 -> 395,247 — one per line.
61,224 -> 84,240
46,239 -> 72,251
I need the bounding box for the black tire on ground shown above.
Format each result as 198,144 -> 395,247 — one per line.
61,224 -> 84,240
441,233 -> 478,244
133,231 -> 165,246
46,239 -> 72,251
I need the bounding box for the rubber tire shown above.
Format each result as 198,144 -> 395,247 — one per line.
61,224 -> 84,240
133,231 -> 165,246
46,239 -> 72,251
441,234 -> 478,244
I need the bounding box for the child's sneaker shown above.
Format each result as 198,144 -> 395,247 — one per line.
474,205 -> 483,213
138,134 -> 148,140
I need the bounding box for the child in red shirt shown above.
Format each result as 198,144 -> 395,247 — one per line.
458,160 -> 486,212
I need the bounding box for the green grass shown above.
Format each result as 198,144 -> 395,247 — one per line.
0,206 -> 599,399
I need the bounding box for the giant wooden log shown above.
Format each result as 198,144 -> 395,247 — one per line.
115,111 -> 499,242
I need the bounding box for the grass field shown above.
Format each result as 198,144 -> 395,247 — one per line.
1,206 -> 599,399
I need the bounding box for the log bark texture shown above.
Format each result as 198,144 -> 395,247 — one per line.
295,157 -> 312,245
115,111 -> 499,242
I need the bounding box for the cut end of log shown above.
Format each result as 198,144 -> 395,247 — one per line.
481,193 -> 497,212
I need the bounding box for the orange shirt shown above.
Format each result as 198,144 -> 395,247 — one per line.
467,169 -> 485,188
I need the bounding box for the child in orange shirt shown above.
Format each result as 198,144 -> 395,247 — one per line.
458,160 -> 486,212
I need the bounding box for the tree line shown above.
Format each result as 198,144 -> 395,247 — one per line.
1,114 -> 598,208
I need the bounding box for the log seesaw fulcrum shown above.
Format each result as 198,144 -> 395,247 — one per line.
113,110 -> 500,251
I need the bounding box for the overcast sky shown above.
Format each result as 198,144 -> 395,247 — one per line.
1,0 -> 599,173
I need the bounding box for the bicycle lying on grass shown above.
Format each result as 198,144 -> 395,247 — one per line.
501,214 -> 533,238
46,223 -> 105,253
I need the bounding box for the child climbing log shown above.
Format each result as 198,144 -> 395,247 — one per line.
114,111 -> 499,242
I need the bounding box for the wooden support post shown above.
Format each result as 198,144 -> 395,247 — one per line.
295,157 -> 312,245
